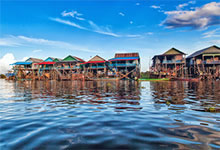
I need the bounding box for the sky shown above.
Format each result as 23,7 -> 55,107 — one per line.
0,0 -> 220,73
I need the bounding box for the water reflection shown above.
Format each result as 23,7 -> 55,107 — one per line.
12,80 -> 142,112
0,79 -> 220,149
151,81 -> 220,112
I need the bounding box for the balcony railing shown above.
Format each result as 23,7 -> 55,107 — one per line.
204,61 -> 220,64
109,63 -> 137,67
56,66 -> 80,69
39,66 -> 80,70
90,66 -> 105,69
162,60 -> 184,64
190,60 -> 220,65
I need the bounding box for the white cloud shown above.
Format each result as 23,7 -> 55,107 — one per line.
61,10 -> 85,21
88,20 -> 121,37
177,3 -> 188,9
177,1 -> 196,10
18,35 -> 51,43
0,37 -> 22,47
203,28 -> 220,38
124,34 -> 141,38
151,5 -> 161,9
0,53 -> 16,74
50,15 -> 140,38
50,17 -> 87,30
208,40 -> 220,44
146,32 -> 153,35
32,49 -> 42,53
58,11 -> 122,37
19,36 -> 98,53
1,35 -> 99,53
189,1 -> 196,5
21,57 -> 29,61
50,17 -> 120,37
162,2 -> 220,29
75,16 -> 85,21
119,12 -> 125,16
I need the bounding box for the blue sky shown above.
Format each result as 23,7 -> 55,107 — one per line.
0,0 -> 220,72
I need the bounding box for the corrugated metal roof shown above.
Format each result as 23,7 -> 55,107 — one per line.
26,58 -> 43,63
187,45 -> 220,59
115,53 -> 139,58
53,58 -> 62,62
62,55 -> 85,62
12,62 -> 32,65
88,55 -> 106,62
163,48 -> 186,55
38,62 -> 56,65
74,56 -> 85,62
109,57 -> 139,61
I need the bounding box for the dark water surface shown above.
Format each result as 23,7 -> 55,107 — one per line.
0,79 -> 220,149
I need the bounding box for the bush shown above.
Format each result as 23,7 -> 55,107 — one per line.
0,74 -> 6,79
141,71 -> 150,79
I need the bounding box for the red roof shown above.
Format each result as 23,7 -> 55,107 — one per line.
38,62 -> 56,65
83,61 -> 106,64
74,56 -> 85,63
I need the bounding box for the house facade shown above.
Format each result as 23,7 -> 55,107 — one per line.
83,55 -> 107,78
108,53 -> 140,79
151,48 -> 186,78
186,45 -> 220,79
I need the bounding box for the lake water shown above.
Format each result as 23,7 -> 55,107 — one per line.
0,79 -> 220,149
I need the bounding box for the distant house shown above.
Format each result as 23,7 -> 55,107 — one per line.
151,48 -> 186,77
55,55 -> 85,70
26,57 -> 44,69
84,55 -> 107,77
53,58 -> 62,62
12,57 -> 43,70
186,45 -> 220,78
11,57 -> 43,79
26,57 -> 43,63
38,57 -> 56,70
108,53 -> 140,79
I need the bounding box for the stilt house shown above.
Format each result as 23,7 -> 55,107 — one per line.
108,53 -> 140,79
151,48 -> 186,77
13,57 -> 43,70
84,55 -> 107,78
12,57 -> 43,79
186,45 -> 220,79
55,55 -> 85,70
38,57 -> 56,70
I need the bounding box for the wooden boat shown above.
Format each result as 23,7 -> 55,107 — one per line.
138,78 -> 170,81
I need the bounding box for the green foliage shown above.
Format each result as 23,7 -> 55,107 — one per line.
0,74 -> 6,79
140,71 -> 150,79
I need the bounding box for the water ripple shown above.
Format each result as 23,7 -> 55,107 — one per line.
0,79 -> 220,149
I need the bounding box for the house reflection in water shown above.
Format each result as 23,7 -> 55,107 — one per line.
150,81 -> 220,112
13,81 -> 142,112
